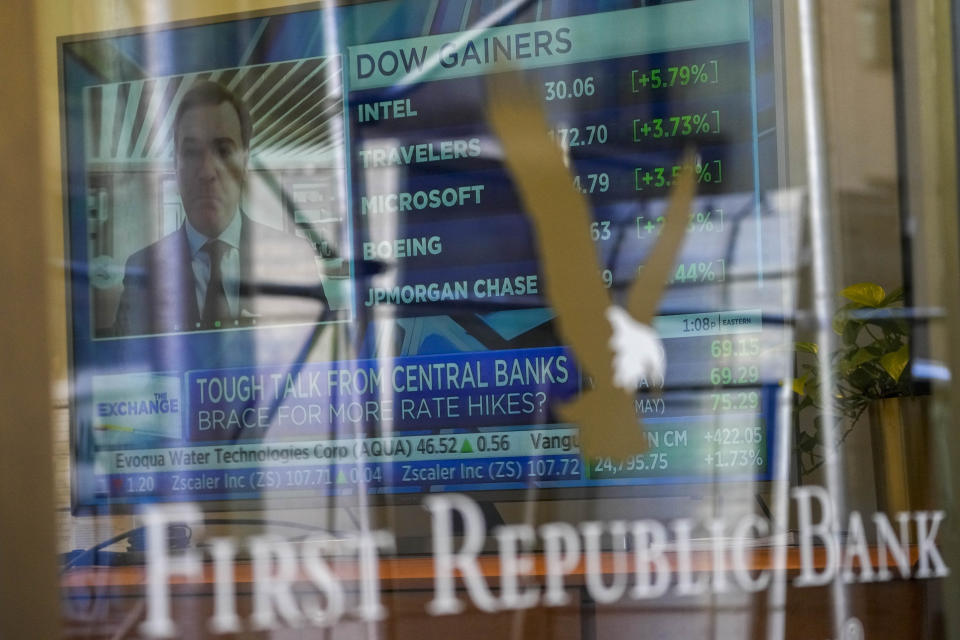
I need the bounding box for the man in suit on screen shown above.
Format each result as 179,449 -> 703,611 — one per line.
113,80 -> 328,336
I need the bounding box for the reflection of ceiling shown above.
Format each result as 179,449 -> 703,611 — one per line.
84,57 -> 344,167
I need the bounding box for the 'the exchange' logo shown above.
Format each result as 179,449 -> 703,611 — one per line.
92,373 -> 182,441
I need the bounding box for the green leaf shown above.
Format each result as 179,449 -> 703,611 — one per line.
848,348 -> 878,367
847,367 -> 876,393
841,282 -> 886,307
832,309 -> 849,335
792,375 -> 809,395
798,431 -> 818,452
835,346 -> 858,366
842,320 -> 862,346
795,342 -> 819,355
838,355 -> 857,376
880,344 -> 909,383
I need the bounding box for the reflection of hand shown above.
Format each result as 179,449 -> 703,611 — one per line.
605,305 -> 665,392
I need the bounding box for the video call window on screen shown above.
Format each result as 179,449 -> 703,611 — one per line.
83,58 -> 354,339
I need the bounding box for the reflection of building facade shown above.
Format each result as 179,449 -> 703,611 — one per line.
2,0 -> 960,638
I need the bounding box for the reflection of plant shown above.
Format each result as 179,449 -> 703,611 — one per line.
794,283 -> 910,476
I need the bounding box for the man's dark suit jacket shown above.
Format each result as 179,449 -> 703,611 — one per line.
113,216 -> 327,336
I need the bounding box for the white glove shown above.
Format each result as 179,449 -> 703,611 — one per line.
605,305 -> 666,391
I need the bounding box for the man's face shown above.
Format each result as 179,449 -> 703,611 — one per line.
175,101 -> 248,237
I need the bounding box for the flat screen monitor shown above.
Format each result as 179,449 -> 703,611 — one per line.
60,0 -> 793,512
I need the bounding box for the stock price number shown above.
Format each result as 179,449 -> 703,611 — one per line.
526,457 -> 582,478
625,452 -> 668,471
710,337 -> 761,359
416,436 -> 458,455
545,76 -> 596,101
573,172 -> 610,194
710,391 -> 760,412
592,453 -> 668,475
590,220 -> 611,241
548,124 -> 608,147
709,365 -> 760,385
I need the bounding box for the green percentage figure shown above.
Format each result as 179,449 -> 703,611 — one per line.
670,259 -> 726,284
633,110 -> 721,140
631,60 -> 720,92
634,161 -> 722,191
636,209 -> 725,237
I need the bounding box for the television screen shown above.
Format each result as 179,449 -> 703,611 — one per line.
61,0 -> 792,511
